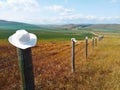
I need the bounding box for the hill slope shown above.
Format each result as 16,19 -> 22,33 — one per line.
87,24 -> 120,32
0,20 -> 43,30
56,24 -> 120,32
0,20 -> 120,33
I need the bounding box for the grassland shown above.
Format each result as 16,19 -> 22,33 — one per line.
0,29 -> 120,90
1,21 -> 120,89
0,29 -> 94,40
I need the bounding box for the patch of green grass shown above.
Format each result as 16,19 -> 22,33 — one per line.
0,29 -> 94,41
0,30 -> 16,39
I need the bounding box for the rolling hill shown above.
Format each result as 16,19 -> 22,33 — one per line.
0,20 -> 120,40
56,24 -> 120,33
0,20 -> 120,32
0,20 -> 43,30
0,20 -> 94,40
86,24 -> 120,32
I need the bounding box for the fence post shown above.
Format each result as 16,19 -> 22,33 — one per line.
17,48 -> 35,90
85,36 -> 88,59
95,37 -> 97,46
71,38 -> 77,73
92,37 -> 94,49
98,36 -> 101,41
98,35 -> 104,41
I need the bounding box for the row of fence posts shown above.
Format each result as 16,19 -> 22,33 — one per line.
71,35 -> 104,73
10,34 -> 104,90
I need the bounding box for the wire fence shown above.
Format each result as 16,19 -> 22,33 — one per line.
0,35 -> 104,89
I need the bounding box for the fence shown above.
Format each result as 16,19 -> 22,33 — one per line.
0,34 -> 104,90
71,35 -> 104,73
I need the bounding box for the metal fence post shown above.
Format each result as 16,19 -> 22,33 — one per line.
17,48 -> 35,90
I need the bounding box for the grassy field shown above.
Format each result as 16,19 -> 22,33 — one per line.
0,31 -> 120,90
0,29 -> 94,40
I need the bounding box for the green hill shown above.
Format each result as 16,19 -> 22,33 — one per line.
0,20 -> 44,30
0,20 -> 94,40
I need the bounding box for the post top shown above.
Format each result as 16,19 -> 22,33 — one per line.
71,38 -> 77,42
85,36 -> 88,40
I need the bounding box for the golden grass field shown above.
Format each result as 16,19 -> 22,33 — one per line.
0,33 -> 120,90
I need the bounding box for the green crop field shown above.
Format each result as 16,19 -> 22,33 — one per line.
0,29 -> 94,41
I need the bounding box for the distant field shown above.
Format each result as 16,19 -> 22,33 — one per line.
73,24 -> 120,34
0,29 -> 94,41
90,28 -> 120,33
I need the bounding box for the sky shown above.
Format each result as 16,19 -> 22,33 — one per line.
0,0 -> 120,24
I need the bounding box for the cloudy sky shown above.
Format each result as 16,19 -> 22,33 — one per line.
0,0 -> 120,24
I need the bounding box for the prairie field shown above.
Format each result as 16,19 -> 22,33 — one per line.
0,33 -> 120,90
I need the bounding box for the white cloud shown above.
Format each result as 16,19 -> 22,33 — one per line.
97,16 -> 120,21
64,0 -> 68,4
67,14 -> 120,21
0,0 -> 40,12
0,0 -> 41,23
0,0 -> 119,24
42,14 -> 120,24
46,5 -> 74,15
110,0 -> 118,3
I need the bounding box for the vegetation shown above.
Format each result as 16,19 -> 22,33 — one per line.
0,20 -> 120,89
0,32 -> 120,90
0,29 -> 94,40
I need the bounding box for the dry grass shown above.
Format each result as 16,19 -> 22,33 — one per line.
0,34 -> 120,90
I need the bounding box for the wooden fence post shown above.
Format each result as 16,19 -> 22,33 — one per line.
85,36 -> 88,59
17,48 -> 35,90
95,37 -> 97,46
98,36 -> 101,41
71,38 -> 77,73
98,35 -> 104,41
92,37 -> 94,49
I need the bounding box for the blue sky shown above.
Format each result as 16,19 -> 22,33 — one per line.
0,0 -> 120,24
